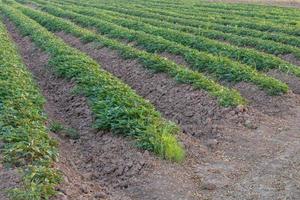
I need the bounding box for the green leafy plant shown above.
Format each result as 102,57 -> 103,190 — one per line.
49,121 -> 79,139
49,121 -> 64,133
62,127 -> 80,140
8,166 -> 62,200
0,18 -> 60,200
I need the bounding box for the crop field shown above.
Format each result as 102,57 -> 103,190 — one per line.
0,0 -> 299,199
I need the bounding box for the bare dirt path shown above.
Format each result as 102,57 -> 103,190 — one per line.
201,104 -> 300,199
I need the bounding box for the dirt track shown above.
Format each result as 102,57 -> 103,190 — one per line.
1,13 -> 300,200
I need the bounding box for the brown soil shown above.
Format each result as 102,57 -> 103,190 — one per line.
267,69 -> 300,94
203,105 -> 300,199
2,16 -> 300,200
231,82 -> 298,117
280,54 -> 300,66
160,51 -> 190,67
160,50 -> 298,118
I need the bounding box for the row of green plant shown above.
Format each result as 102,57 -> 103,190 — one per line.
144,2 -> 299,22
114,0 -> 299,27
113,3 -> 300,37
129,0 -> 300,24
56,0 -> 300,49
0,16 -> 60,199
193,1 -> 300,18
121,0 -> 300,18
33,2 -> 289,95
59,3 -> 300,78
84,5 -> 300,60
11,0 -> 245,107
72,0 -> 300,37
1,3 -> 185,162
124,0 -> 300,15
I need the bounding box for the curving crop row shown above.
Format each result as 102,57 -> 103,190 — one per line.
34,2 -> 289,95
84,6 -> 300,60
116,3 -> 300,37
129,0 -> 300,24
10,0 -> 245,107
127,1 -> 300,26
120,0 -> 300,19
193,1 -> 300,18
60,3 -> 300,78
0,17 -> 60,199
1,3 -> 185,162
53,0 -> 300,50
122,0 -> 300,17
113,0 -> 299,27
65,0 -> 300,37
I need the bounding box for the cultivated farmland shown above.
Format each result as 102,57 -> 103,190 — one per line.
0,0 -> 299,199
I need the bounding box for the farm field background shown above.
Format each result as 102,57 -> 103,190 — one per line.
209,0 -> 300,8
0,0 -> 299,199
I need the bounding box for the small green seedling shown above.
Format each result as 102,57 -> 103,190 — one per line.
49,121 -> 80,140
49,121 -> 64,133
